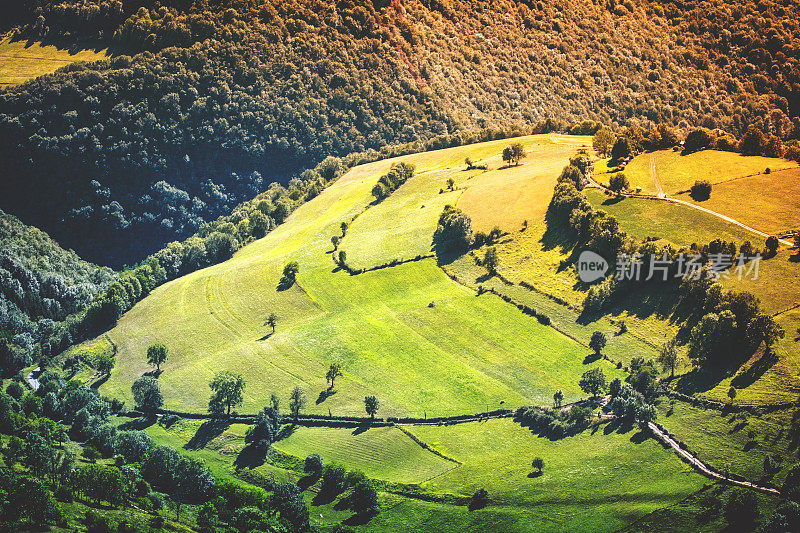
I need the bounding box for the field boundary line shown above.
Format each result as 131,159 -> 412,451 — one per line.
395,425 -> 462,464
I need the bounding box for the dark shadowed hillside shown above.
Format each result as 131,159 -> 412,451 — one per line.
0,0 -> 797,266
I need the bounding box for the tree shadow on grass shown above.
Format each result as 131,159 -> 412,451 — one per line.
527,471 -> 543,478
316,389 -> 337,405
90,374 -> 110,389
730,350 -> 778,390
311,487 -> 343,506
630,429 -> 651,444
601,197 -> 626,206
234,444 -> 267,470
352,424 -> 373,436
603,417 -> 636,436
185,419 -> 230,450
118,416 -> 157,431
342,511 -> 378,527
297,474 -> 320,491
275,424 -> 297,442
257,332 -> 274,341
583,352 -> 602,364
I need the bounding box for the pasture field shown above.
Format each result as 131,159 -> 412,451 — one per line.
618,149 -> 797,196
0,35 -> 109,86
273,425 -> 457,484
655,400 -> 798,487
407,418 -> 708,532
677,167 -> 800,236
585,190 -> 766,248
97,134 -> 620,418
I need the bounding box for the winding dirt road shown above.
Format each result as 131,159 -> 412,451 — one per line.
648,422 -> 780,495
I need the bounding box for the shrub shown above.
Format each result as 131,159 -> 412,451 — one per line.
467,489 -> 490,511
690,180 -> 712,201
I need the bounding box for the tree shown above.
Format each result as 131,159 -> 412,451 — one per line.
304,454 -> 323,480
502,142 -> 526,166
658,339 -> 679,378
281,261 -> 299,286
350,481 -> 379,515
338,250 -> 347,266
684,129 -> 714,153
553,390 -> 564,408
747,313 -> 785,350
608,173 -> 629,194
289,386 -> 305,421
609,377 -> 622,398
593,128 -> 616,157
589,331 -> 607,355
579,368 -> 607,397
146,343 -> 168,372
208,371 -> 245,415
766,236 -> 780,255
610,137 -> 630,161
266,312 -> 278,334
468,489 -> 489,511
96,353 -> 115,375
690,180 -> 712,201
132,376 -> 163,412
446,177 -> 455,191
728,386 -> 737,403
484,246 -> 500,274
465,157 -> 474,170
364,396 -> 379,419
326,363 -> 342,390
531,457 -> 544,474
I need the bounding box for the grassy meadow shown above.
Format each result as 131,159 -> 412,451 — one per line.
618,149 -> 797,195
96,134 -> 621,418
0,34 -> 109,86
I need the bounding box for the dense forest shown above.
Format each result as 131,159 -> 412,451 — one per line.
0,0 -> 798,267
0,210 -> 115,374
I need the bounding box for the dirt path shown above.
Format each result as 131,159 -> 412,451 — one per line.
664,196 -> 793,246
650,153 -> 665,198
648,422 -> 780,495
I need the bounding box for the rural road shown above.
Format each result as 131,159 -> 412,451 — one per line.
649,153 -> 665,198
591,155 -> 794,247
648,421 -> 780,495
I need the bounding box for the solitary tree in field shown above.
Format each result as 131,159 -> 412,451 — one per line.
608,173 -> 629,194
265,312 -> 278,334
484,246 -> 500,274
326,363 -> 343,390
766,236 -> 780,255
147,343 -> 168,372
502,142 -> 526,166
553,390 -> 564,409
592,128 -> 616,157
728,386 -> 737,403
208,371 -> 245,415
658,339 -> 679,378
532,457 -> 544,474
132,376 -> 163,412
365,396 -> 379,419
579,368 -> 607,398
447,177 -> 455,191
282,261 -> 299,285
289,386 -> 306,421
465,157 -> 474,170
589,331 -> 607,356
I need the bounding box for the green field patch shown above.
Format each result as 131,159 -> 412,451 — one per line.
408,418 -> 707,532
621,149 -> 796,195
273,426 -> 456,484
656,400 -> 798,487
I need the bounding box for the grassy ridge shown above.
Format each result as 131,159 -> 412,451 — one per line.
98,135 -> 620,418
0,35 -> 108,86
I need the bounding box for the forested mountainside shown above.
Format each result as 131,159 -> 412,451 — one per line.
0,209 -> 115,374
0,0 -> 798,267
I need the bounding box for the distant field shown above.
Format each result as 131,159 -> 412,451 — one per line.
408,418 -> 707,532
585,190 -> 764,247
96,134 -> 620,418
0,35 -> 108,86
677,167 -> 800,235
619,149 -> 797,195
656,401 -> 798,487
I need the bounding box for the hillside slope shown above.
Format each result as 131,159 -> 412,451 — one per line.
1,0 -> 798,266
96,135 -> 623,415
